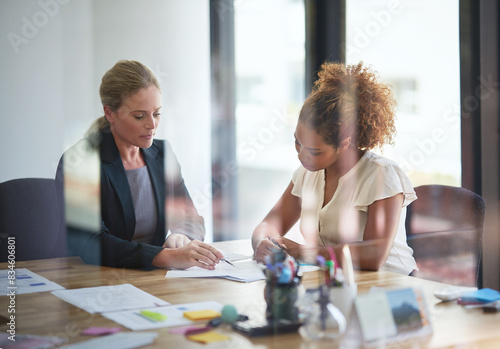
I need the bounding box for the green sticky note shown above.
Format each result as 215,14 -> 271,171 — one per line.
140,310 -> 167,321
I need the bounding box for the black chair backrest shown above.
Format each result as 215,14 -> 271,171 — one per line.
406,185 -> 485,235
0,178 -> 66,262
406,185 -> 485,287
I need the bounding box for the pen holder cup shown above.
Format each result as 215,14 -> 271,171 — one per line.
264,279 -> 300,322
330,284 -> 357,321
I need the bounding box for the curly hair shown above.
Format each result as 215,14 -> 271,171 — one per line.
298,61 -> 397,150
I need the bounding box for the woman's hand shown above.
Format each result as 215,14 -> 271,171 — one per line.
251,181 -> 302,261
254,236 -> 304,263
163,233 -> 190,248
254,237 -> 280,263
280,237 -> 304,260
152,240 -> 224,270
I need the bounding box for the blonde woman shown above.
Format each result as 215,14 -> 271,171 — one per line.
58,60 -> 222,269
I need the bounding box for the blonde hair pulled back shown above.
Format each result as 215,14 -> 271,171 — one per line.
88,60 -> 161,134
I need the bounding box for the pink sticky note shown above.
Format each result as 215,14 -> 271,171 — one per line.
81,327 -> 122,336
169,325 -> 211,335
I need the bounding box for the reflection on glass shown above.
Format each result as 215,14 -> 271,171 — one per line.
346,0 -> 461,187
234,0 -> 305,239
62,137 -> 101,234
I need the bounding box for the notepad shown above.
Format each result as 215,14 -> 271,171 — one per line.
183,309 -> 221,321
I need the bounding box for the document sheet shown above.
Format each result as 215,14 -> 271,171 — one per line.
51,284 -> 170,313
165,259 -> 265,282
102,301 -> 224,331
0,268 -> 64,295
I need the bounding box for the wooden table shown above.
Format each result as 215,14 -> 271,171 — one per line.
0,240 -> 499,348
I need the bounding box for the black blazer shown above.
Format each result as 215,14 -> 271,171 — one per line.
57,128 -> 205,269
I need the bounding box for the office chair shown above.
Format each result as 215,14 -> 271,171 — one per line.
0,177 -> 66,262
406,185 -> 485,287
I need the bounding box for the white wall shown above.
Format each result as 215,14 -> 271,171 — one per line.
0,0 -> 213,240
0,0 -> 76,180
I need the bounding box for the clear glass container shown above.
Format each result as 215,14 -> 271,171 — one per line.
298,285 -> 347,341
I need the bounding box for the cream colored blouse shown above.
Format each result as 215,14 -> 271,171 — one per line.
291,151 -> 418,275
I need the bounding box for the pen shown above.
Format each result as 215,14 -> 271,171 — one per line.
268,237 -> 288,253
220,258 -> 238,268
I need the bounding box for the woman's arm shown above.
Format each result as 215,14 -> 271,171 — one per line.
324,193 -> 405,271
252,181 -> 302,262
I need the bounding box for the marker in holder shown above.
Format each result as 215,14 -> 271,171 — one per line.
263,249 -> 301,322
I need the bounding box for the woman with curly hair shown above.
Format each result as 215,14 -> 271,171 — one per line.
252,61 -> 417,275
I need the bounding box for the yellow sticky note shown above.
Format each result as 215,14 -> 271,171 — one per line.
187,331 -> 230,344
183,309 -> 221,321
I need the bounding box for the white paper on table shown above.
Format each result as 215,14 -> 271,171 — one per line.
216,250 -> 251,262
60,332 -> 158,349
102,301 -> 224,331
298,264 -> 320,273
165,259 -> 265,282
51,284 -> 169,314
0,268 -> 65,295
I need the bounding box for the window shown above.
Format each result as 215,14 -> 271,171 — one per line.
346,0 -> 461,187
234,0 -> 305,239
